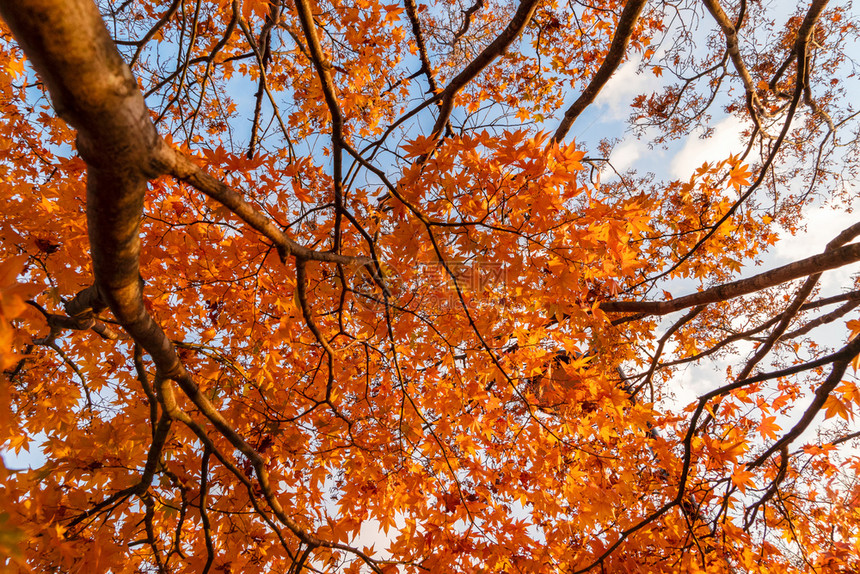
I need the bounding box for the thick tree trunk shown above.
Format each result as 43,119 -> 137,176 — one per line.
0,0 -> 185,374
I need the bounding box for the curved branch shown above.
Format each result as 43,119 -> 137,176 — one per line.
157,147 -> 370,266
0,1 -> 377,566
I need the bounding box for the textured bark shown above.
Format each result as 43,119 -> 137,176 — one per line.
0,0 -> 181,374
0,1 -> 379,558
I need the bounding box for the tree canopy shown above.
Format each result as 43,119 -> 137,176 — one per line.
1,0 -> 860,572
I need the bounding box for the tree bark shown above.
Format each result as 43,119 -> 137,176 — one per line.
0,0 -> 184,374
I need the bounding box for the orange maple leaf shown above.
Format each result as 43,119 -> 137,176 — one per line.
727,163 -> 752,190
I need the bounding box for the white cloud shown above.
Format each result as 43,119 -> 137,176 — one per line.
773,202 -> 860,293
608,138 -> 644,172
595,59 -> 662,120
670,116 -> 746,179
774,203 -> 856,260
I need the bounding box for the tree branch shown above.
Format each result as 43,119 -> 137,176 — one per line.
601,242 -> 860,315
552,0 -> 648,142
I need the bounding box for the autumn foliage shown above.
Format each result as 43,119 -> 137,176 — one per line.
1,0 -> 860,572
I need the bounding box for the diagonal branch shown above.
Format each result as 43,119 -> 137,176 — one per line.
703,0 -> 765,128
552,0 -> 648,142
430,0 -> 541,138
292,0 -> 345,252
157,147 -> 370,266
403,0 -> 441,94
601,241 -> 860,315
734,221 -> 860,380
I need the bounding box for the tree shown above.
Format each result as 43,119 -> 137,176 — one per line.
1,0 -> 859,571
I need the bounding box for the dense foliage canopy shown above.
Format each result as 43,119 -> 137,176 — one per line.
1,0 -> 860,572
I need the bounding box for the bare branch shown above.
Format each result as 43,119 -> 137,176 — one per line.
602,242 -> 860,315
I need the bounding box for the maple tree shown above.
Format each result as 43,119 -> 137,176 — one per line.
1,0 -> 860,571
